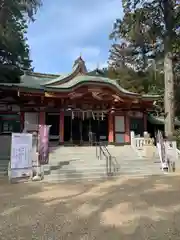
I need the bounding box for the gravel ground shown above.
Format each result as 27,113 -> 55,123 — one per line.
0,174 -> 180,239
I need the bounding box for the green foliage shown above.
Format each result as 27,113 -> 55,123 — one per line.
110,0 -> 179,70
0,0 -> 42,82
108,43 -> 164,93
174,128 -> 180,149
109,0 -> 180,120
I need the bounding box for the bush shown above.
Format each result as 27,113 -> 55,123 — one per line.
173,128 -> 180,149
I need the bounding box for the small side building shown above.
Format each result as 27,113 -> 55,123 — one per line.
147,114 -> 180,139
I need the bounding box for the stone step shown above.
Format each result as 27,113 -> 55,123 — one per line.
43,174 -> 117,183
44,163 -> 160,171
119,167 -> 162,172
0,161 -> 9,172
0,170 -> 7,175
45,160 -> 107,168
119,172 -> 163,177
43,145 -> 163,182
48,168 -> 107,175
46,164 -> 161,173
43,168 -> 163,183
0,164 -> 9,169
46,159 -> 161,170
120,165 -> 161,170
120,162 -> 160,166
44,170 -> 111,180
43,165 -> 107,174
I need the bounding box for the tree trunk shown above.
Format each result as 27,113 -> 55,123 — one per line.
163,0 -> 175,138
164,50 -> 174,138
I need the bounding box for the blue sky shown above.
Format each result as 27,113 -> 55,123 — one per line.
27,0 -> 123,74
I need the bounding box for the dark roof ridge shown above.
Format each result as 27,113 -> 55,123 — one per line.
26,71 -> 60,78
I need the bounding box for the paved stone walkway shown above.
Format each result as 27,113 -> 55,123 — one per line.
1,175 -> 180,239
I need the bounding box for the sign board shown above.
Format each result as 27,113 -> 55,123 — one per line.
10,133 -> 33,178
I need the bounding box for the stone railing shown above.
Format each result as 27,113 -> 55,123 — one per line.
177,148 -> 180,156
130,131 -> 155,158
131,131 -> 154,148
135,137 -> 154,150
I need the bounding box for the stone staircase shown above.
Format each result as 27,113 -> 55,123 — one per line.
0,135 -> 11,178
0,159 -> 9,177
1,134 -> 179,182
108,145 -> 162,176
42,144 -> 163,182
43,146 -> 107,182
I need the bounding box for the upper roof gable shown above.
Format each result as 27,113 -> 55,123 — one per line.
0,57 -> 161,101
43,56 -> 88,87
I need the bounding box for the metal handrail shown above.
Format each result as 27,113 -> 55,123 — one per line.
102,143 -> 120,174
95,140 -> 120,176
100,144 -> 112,176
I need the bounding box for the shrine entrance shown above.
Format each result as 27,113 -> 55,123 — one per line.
64,110 -> 108,145
46,113 -> 59,141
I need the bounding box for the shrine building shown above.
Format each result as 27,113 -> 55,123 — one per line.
0,57 -> 159,145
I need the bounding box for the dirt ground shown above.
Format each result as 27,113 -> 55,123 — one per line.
0,174 -> 180,240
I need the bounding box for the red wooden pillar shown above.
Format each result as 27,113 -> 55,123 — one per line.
108,113 -> 114,143
20,111 -> 24,131
59,111 -> 64,144
143,112 -> 147,132
39,111 -> 45,125
125,113 -> 130,143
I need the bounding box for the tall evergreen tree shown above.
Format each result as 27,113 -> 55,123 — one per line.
110,0 -> 180,137
0,0 -> 42,82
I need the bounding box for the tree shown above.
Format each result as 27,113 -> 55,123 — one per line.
110,0 -> 180,137
0,0 -> 42,82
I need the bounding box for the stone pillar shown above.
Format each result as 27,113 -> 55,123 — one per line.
108,113 -> 114,143
125,113 -> 130,143
59,111 -> 64,144
130,131 -> 135,147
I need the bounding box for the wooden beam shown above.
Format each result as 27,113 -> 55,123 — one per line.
92,92 -> 103,100
112,94 -> 124,102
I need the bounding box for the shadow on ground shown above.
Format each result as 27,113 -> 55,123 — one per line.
0,175 -> 180,239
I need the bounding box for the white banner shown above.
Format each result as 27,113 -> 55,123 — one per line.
166,141 -> 178,163
156,131 -> 168,170
10,133 -> 33,178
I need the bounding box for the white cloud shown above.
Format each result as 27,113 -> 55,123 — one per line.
27,0 -> 123,72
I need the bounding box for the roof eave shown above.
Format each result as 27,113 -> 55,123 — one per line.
43,63 -> 80,86
27,72 -> 59,79
141,94 -> 161,101
45,80 -> 140,98
0,84 -> 44,92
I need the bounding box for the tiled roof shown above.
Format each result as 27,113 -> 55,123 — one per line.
0,57 -> 160,100
148,114 -> 180,126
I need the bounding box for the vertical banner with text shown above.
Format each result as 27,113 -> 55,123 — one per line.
157,130 -> 168,169
38,125 -> 50,165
